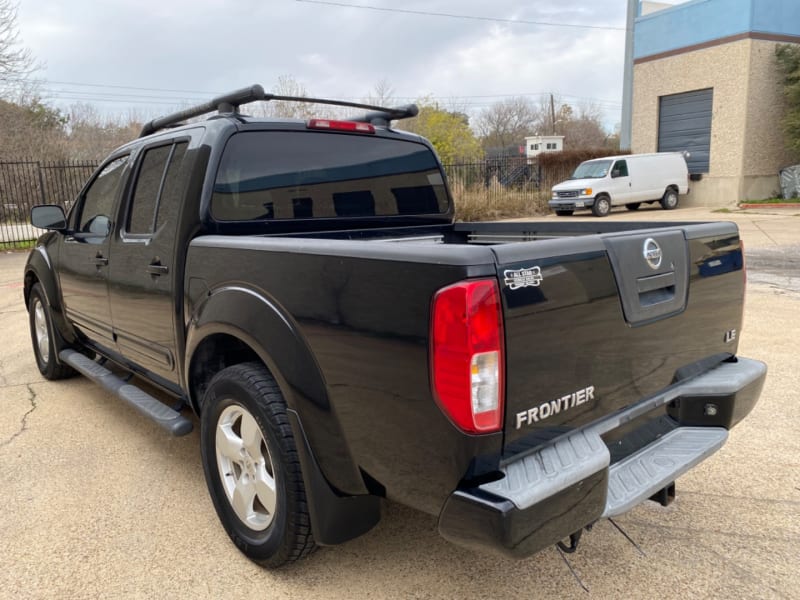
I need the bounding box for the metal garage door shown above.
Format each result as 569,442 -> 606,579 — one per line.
658,88 -> 713,173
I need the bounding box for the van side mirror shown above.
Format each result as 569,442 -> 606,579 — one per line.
611,169 -> 621,178
31,205 -> 68,231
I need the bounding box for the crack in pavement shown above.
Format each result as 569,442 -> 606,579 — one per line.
0,384 -> 38,449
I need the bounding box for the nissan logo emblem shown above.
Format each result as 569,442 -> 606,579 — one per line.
643,238 -> 662,270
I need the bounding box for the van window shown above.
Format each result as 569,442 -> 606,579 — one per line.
570,160 -> 612,180
613,160 -> 629,177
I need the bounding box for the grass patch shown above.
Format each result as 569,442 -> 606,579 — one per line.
451,180 -> 550,221
712,208 -> 733,213
0,239 -> 35,251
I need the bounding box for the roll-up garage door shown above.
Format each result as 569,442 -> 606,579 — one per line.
658,88 -> 713,173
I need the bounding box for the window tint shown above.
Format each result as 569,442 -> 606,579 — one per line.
212,132 -> 449,221
129,145 -> 171,234
79,156 -> 128,235
156,142 -> 189,230
127,142 -> 190,235
614,160 -> 629,177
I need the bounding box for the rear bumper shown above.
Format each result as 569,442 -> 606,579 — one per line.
438,356 -> 766,558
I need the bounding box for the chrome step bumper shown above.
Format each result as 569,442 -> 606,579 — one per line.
438,357 -> 767,558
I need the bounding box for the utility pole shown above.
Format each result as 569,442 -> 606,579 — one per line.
620,0 -> 637,150
550,93 -> 556,135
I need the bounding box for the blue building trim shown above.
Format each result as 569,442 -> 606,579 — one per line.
634,0 -> 800,60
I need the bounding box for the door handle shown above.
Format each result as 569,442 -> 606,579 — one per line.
92,254 -> 108,267
147,262 -> 169,276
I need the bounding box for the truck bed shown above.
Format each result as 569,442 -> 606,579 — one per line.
187,219 -> 745,513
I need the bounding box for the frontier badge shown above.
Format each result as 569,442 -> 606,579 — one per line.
503,266 -> 543,290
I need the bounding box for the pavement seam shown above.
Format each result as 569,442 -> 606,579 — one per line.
0,384 -> 38,449
750,220 -> 780,246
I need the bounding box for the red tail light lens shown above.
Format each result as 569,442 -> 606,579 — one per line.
430,279 -> 505,433
307,119 -> 375,134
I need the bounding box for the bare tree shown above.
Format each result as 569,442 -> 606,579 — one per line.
0,0 -> 38,96
558,103 -> 608,148
365,79 -> 395,106
475,97 -> 540,151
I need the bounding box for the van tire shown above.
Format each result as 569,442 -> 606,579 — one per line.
555,210 -> 573,216
592,195 -> 611,217
661,188 -> 679,210
626,203 -> 641,211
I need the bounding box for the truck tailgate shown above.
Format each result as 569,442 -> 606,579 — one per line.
491,222 -> 745,455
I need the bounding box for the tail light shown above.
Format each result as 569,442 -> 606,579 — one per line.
430,279 -> 505,433
306,119 -> 375,134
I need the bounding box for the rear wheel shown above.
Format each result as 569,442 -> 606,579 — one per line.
661,188 -> 679,210
591,195 -> 611,217
28,283 -> 75,380
200,362 -> 315,567
626,203 -> 641,211
555,209 -> 573,216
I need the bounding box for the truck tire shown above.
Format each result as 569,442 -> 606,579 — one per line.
592,195 -> 611,217
555,210 -> 573,216
200,362 -> 316,567
661,188 -> 679,210
626,203 -> 641,211
28,283 -> 75,380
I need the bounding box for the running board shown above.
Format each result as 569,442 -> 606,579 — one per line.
602,427 -> 727,517
59,349 -> 193,436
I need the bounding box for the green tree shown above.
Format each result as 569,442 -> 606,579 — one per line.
776,44 -> 800,159
400,100 -> 482,164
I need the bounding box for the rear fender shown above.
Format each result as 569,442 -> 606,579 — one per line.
185,284 -> 368,496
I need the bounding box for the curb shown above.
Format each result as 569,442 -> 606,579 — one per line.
739,203 -> 800,209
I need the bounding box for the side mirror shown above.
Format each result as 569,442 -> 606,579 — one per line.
611,169 -> 621,178
31,205 -> 68,231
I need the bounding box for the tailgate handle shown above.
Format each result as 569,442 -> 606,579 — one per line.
637,271 -> 675,306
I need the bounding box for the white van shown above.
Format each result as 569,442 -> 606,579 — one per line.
549,153 -> 689,217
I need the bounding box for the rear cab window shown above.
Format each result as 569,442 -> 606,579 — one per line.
211,131 -> 450,222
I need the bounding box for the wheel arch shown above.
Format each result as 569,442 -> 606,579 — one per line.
185,285 -> 368,497
24,247 -> 78,353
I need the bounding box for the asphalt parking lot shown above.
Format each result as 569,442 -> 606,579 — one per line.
1,206 -> 798,599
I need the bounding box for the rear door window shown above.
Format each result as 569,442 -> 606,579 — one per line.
126,141 -> 190,235
212,131 -> 449,221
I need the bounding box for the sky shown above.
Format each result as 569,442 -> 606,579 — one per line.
14,0 -> 687,132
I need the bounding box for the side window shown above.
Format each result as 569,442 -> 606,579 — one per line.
156,142 -> 189,230
129,145 -> 171,234
126,142 -> 189,235
614,160 -> 629,177
78,156 -> 128,235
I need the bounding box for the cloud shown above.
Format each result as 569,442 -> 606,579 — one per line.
16,0 -> 626,129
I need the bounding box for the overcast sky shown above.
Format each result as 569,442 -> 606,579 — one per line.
15,0 -> 686,131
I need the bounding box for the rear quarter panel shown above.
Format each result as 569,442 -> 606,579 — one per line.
185,236 -> 503,514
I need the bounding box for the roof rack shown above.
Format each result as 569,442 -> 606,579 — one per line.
139,84 -> 419,138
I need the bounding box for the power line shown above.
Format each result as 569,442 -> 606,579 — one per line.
294,0 -> 626,31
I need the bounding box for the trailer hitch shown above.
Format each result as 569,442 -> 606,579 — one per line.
556,529 -> 584,554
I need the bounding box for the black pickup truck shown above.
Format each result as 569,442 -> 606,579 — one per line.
24,85 -> 766,567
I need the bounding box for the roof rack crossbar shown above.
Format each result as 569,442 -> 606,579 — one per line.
139,84 -> 266,137
139,84 -> 419,138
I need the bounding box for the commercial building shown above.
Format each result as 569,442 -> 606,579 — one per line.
631,0 -> 799,205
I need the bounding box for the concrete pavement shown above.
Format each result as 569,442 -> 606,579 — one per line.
0,208 -> 798,599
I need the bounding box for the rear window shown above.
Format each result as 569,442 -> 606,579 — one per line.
211,131 -> 449,221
